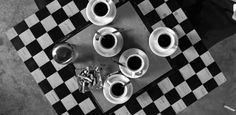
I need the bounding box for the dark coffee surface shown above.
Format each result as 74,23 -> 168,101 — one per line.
101,34 -> 115,49
158,34 -> 171,48
94,2 -> 108,16
55,47 -> 73,62
127,56 -> 142,71
111,83 -> 124,97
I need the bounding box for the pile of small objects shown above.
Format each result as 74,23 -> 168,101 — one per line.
75,66 -> 103,93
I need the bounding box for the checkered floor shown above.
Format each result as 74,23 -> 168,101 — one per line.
5,0 -> 226,115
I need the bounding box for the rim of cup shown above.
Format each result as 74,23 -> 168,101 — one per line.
99,32 -> 118,50
126,54 -> 144,73
108,81 -> 127,99
91,0 -> 111,18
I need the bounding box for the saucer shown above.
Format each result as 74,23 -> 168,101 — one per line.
86,0 -> 117,26
119,48 -> 149,78
103,74 -> 133,104
93,27 -> 123,57
149,27 -> 178,57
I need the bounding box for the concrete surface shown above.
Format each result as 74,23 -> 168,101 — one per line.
0,0 -> 235,115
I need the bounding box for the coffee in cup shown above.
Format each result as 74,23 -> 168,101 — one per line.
127,55 -> 143,71
100,34 -> 116,49
110,82 -> 125,98
93,2 -> 109,17
158,34 -> 171,49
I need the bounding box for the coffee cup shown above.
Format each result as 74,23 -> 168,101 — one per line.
126,54 -> 145,77
149,27 -> 178,57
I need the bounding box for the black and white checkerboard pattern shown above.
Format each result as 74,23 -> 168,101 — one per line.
5,0 -> 226,115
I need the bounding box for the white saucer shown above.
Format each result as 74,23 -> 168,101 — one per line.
149,27 -> 178,57
103,74 -> 133,104
119,48 -> 149,78
86,0 -> 117,26
93,27 -> 123,57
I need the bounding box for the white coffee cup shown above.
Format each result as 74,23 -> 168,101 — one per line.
126,54 -> 145,78
149,27 -> 178,57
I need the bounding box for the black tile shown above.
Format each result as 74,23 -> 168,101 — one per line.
131,0 -> 144,5
74,0 -> 88,10
166,0 -> 180,12
171,53 -> 188,69
204,79 -> 218,92
40,61 -> 57,78
194,41 -> 207,55
48,26 -> 65,42
161,106 -> 175,115
70,12 -> 87,28
165,89 -> 181,104
38,79 -> 53,94
24,58 -> 39,72
149,0 -> 164,8
190,57 -> 206,73
162,14 -> 178,28
88,108 -> 103,115
11,36 -> 24,51
26,40 -> 43,56
68,105 -> 84,115
45,0 -> 54,5
52,101 -> 67,115
30,22 -> 46,38
58,0 -> 71,6
180,20 -> 194,34
14,21 -> 28,34
186,74 -> 202,90
52,8 -> 68,24
147,85 -> 163,101
182,92 -> 197,106
58,64 -> 75,81
36,7 -> 50,20
178,35 -> 192,51
44,44 -> 54,60
72,89 -> 91,103
207,62 -> 221,76
169,71 -> 185,86
125,99 -> 142,114
54,83 -> 71,99
144,10 -> 161,27
143,103 -> 159,115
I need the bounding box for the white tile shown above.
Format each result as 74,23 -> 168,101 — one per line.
136,92 -> 153,108
158,78 -> 174,94
114,106 -> 131,115
79,98 -> 96,114
200,51 -> 214,66
59,19 -> 75,35
47,72 -> 64,88
61,94 -> 77,110
170,48 -> 181,59
154,96 -> 170,112
151,20 -> 165,30
45,90 -> 60,105
187,30 -> 201,45
197,68 -> 213,84
37,33 -> 53,49
214,72 -> 227,86
41,15 -> 57,31
134,110 -> 146,115
33,51 -> 50,67
193,85 -> 208,99
179,64 -> 195,80
175,81 -> 192,98
157,113 -> 161,115
19,29 -> 35,45
31,68 -> 46,83
25,14 -> 39,27
62,112 -> 69,115
51,60 -> 66,71
138,0 -> 154,15
65,77 -> 79,93
183,46 -> 199,62
155,3 -> 172,19
173,25 -> 185,39
171,99 -> 187,114
5,28 -> 18,40
46,0 -> 61,14
17,47 -> 31,62
63,1 -> 80,17
173,8 -> 187,23
81,9 -> 89,22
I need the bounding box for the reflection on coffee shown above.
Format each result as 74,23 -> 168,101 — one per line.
127,56 -> 142,71
158,34 -> 171,48
111,83 -> 124,97
55,46 -> 73,63
94,2 -> 108,17
101,34 -> 115,49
